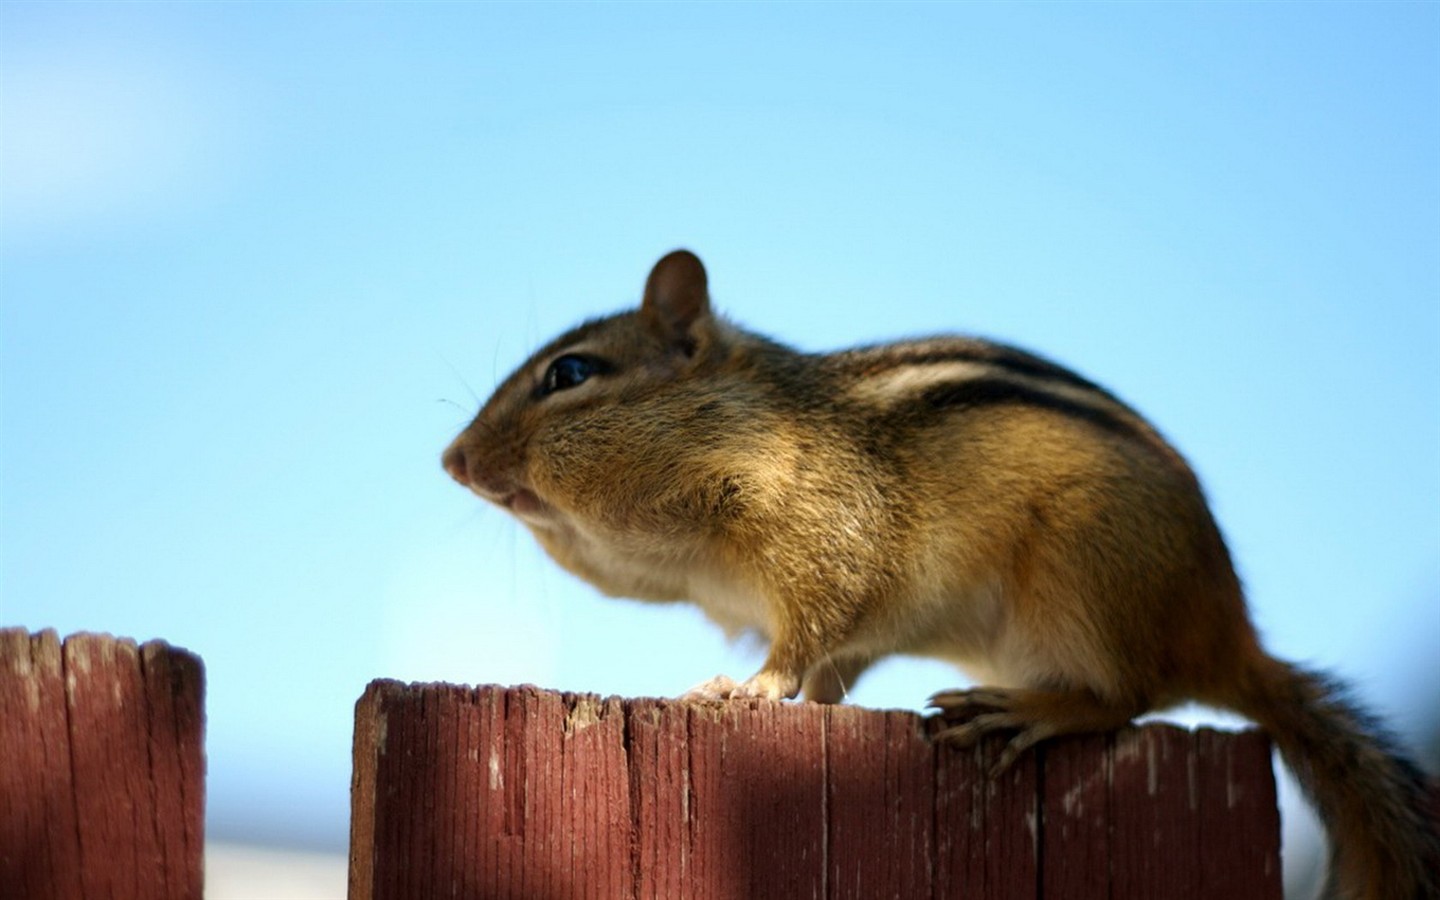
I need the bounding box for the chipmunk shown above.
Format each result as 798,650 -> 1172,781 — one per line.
442,249 -> 1438,900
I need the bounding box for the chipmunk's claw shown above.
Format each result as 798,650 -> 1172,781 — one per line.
929,687 -> 1055,777
929,687 -> 1014,715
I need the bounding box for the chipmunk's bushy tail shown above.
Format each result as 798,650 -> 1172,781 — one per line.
1234,655 -> 1439,900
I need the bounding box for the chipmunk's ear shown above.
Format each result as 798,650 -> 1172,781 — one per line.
641,249 -> 710,349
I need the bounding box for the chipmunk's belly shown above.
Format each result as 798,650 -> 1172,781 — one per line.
904,578 -> 1006,663
892,569 -> 1072,691
686,571 -> 773,638
922,595 -> 1098,693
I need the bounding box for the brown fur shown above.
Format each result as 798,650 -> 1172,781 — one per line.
443,250 -> 1439,899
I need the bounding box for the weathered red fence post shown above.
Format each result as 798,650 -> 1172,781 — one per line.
0,628 -> 206,900
349,680 -> 1283,900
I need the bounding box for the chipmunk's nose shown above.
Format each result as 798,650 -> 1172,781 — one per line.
441,441 -> 473,487
443,439 -> 516,502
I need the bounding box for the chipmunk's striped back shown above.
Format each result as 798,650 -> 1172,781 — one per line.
830,337 -> 1187,470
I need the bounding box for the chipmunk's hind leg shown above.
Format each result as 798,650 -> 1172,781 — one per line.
929,686 -> 1144,775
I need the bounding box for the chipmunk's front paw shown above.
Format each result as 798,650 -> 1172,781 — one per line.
683,674 -> 742,701
683,670 -> 799,702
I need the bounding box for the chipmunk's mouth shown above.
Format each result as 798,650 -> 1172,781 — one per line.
500,487 -> 547,519
442,438 -> 556,525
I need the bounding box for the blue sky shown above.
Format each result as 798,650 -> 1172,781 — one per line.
2,0 -> 1436,871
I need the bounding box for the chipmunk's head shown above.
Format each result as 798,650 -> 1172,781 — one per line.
441,249 -> 722,528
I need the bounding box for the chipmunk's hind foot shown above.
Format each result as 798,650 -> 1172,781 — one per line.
929,686 -> 1142,776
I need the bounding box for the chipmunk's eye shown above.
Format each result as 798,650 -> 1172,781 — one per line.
541,354 -> 605,396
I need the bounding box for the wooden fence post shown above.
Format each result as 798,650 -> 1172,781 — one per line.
350,680 -> 1283,900
0,628 -> 205,900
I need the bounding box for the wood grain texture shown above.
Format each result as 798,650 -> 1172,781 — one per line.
351,681 -> 1283,900
0,628 -> 205,900
1039,732 -> 1110,900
